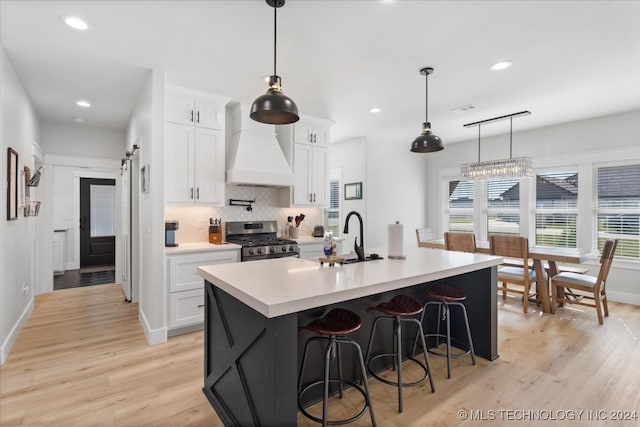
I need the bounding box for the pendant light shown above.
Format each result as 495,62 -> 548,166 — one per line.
410,67 -> 443,153
250,0 -> 299,125
460,111 -> 533,179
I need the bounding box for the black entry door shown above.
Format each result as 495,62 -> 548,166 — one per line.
80,178 -> 116,267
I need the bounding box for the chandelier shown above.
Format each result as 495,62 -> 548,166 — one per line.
460,111 -> 532,180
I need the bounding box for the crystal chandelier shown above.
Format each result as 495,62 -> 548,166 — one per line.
460,111 -> 533,180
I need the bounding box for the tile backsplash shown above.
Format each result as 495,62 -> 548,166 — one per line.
165,185 -> 323,243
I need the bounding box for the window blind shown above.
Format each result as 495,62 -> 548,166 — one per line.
448,180 -> 474,232
487,178 -> 520,235
535,171 -> 578,248
324,177 -> 341,236
595,164 -> 640,259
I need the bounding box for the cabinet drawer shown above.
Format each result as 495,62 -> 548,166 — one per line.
167,250 -> 239,292
169,289 -> 205,328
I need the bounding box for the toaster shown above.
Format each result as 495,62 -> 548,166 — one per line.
313,225 -> 325,237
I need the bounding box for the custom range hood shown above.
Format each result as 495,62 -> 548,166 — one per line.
226,103 -> 293,187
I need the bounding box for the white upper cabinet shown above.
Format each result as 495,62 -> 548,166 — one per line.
164,85 -> 230,205
277,115 -> 333,207
165,85 -> 225,130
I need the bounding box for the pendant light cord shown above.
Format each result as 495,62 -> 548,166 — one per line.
425,73 -> 429,124
477,125 -> 481,162
509,116 -> 513,159
273,5 -> 277,77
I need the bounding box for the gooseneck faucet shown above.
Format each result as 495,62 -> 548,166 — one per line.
343,211 -> 365,261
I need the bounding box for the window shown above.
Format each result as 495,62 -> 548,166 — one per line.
447,179 -> 474,232
324,172 -> 341,236
487,178 -> 520,236
90,184 -> 116,237
535,171 -> 578,248
595,164 -> 640,259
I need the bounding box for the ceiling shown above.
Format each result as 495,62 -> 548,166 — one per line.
2,0 -> 640,145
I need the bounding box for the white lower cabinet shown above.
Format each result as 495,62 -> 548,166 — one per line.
169,288 -> 205,329
166,249 -> 239,331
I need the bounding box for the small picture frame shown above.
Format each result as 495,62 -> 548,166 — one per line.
141,164 -> 149,194
344,182 -> 362,200
7,147 -> 18,220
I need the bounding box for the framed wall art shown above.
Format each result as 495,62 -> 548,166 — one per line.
344,182 -> 362,200
7,148 -> 19,220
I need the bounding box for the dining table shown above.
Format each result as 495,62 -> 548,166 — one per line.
419,240 -> 591,313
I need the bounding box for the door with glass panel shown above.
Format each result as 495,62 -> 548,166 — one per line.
80,178 -> 116,267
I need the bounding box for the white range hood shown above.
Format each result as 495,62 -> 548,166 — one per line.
226,103 -> 293,187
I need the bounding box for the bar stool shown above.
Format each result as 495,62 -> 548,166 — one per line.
364,295 -> 435,413
414,284 -> 476,379
298,308 -> 376,427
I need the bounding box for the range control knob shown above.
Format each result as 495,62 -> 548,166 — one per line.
269,247 -> 275,254
281,246 -> 287,252
257,247 -> 264,255
289,245 -> 295,252
248,248 -> 254,255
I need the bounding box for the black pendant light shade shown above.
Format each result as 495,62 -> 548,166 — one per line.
250,75 -> 299,124
410,67 -> 443,153
250,0 -> 299,125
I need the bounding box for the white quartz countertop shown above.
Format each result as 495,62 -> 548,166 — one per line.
198,246 -> 503,318
165,242 -> 242,255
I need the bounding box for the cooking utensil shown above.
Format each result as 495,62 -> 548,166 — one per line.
295,215 -> 300,227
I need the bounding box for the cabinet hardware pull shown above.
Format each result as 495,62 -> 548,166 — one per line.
197,111 -> 200,123
196,188 -> 200,199
190,188 -> 194,199
313,193 -> 316,203
197,304 -> 205,308
190,110 -> 194,122
309,193 -> 312,203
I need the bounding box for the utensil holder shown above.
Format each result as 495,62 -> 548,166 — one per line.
290,227 -> 299,238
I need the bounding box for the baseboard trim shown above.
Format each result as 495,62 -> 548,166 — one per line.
1,298 -> 34,365
139,309 -> 167,345
608,290 -> 640,306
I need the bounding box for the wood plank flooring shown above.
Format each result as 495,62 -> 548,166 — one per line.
1,284 -> 638,426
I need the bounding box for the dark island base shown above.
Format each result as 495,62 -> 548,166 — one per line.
203,266 -> 497,427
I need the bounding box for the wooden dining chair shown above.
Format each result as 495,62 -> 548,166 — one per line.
550,239 -> 618,324
444,232 -> 477,253
416,228 -> 433,248
489,235 -> 538,313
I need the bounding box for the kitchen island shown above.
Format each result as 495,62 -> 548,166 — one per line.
198,247 -> 502,427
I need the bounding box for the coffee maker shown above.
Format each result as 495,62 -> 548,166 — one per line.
165,220 -> 179,247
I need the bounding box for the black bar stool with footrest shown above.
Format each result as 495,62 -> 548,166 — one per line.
364,295 -> 435,413
414,284 -> 476,379
298,308 -> 376,427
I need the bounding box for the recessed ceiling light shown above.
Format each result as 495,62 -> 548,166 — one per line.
378,0 -> 399,4
369,107 -> 382,113
73,117 -> 85,123
76,100 -> 91,108
60,15 -> 89,31
490,61 -> 512,71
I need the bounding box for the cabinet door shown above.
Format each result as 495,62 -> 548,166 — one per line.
169,288 -> 205,328
293,121 -> 313,144
195,97 -> 223,130
166,92 -> 195,126
292,143 -> 313,205
194,128 -> 224,205
167,250 -> 239,293
165,123 -> 195,203
311,146 -> 329,206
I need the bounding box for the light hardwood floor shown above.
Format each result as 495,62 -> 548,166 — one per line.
1,284 -> 638,426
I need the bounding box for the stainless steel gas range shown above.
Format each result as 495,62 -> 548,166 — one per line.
225,220 -> 299,262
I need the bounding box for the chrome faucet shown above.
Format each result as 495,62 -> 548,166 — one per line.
343,211 -> 365,261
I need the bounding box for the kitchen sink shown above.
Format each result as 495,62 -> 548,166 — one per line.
343,254 -> 383,264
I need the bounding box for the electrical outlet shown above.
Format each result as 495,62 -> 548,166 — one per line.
22,281 -> 30,293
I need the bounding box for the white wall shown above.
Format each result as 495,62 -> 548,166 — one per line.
330,137 -> 368,254
0,49 -> 40,364
424,109 -> 640,305
126,69 -> 166,345
365,130 -> 430,249
40,121 -> 125,159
